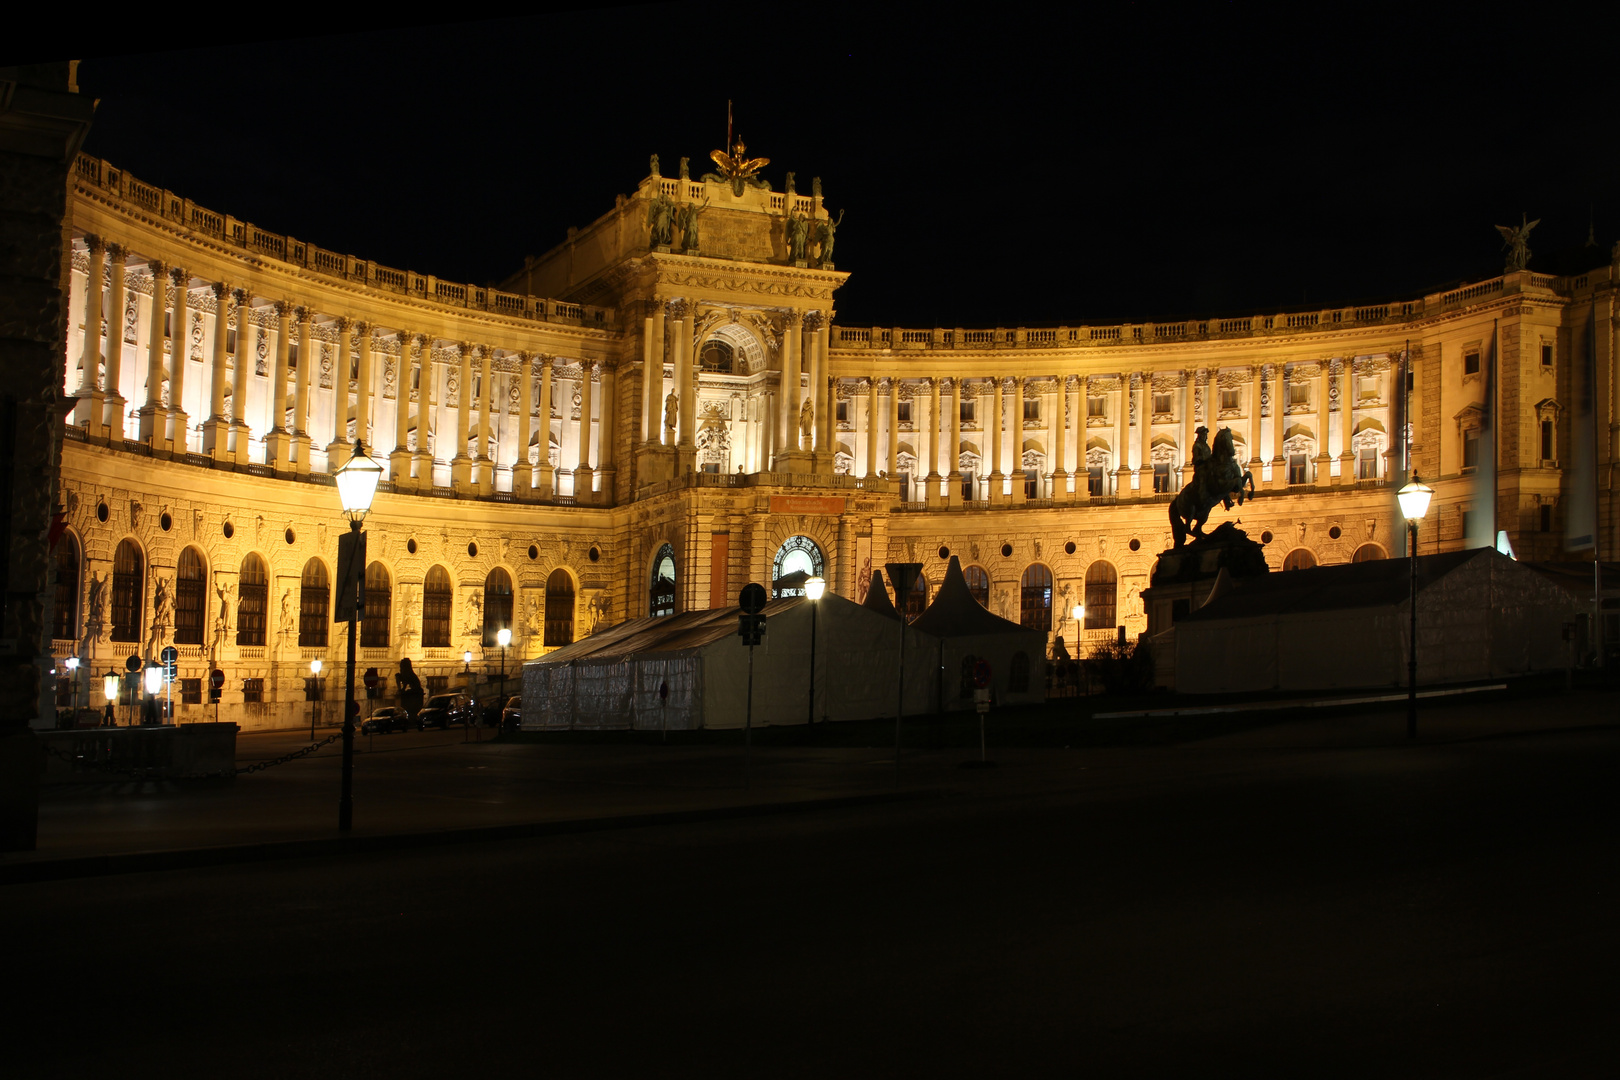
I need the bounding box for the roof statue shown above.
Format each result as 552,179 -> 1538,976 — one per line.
1496,212 -> 1539,272
1169,426 -> 1254,549
702,101 -> 771,197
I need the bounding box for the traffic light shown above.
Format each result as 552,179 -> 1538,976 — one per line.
737,612 -> 767,646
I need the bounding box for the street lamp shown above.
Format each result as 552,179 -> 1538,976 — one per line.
805,575 -> 826,726
143,661 -> 162,725
332,438 -> 383,833
1397,472 -> 1434,740
64,656 -> 79,715
103,670 -> 119,727
496,627 -> 511,720
309,657 -> 323,738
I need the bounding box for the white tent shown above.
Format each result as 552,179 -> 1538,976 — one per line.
521,593 -> 936,731
908,556 -> 1049,709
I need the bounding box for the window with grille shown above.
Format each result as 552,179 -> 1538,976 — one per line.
1084,562 -> 1116,630
960,400 -> 976,423
960,472 -> 975,500
545,569 -> 575,646
649,545 -> 677,617
1542,343 -> 1553,367
1088,467 -> 1104,496
237,554 -> 267,647
483,568 -> 513,647
111,539 -> 143,643
1152,393 -> 1171,415
180,678 -> 201,705
963,565 -> 990,608
241,677 -> 263,703
53,532 -> 79,641
299,559 -> 329,648
1286,382 -> 1309,406
897,402 -> 912,424
1020,564 -> 1052,632
1288,454 -> 1308,485
173,547 -> 206,645
1153,462 -> 1172,493
361,562 -> 391,647
422,565 -> 452,647
1024,470 -> 1038,498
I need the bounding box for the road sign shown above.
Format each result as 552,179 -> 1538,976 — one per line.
209,669 -> 225,690
973,659 -> 993,689
737,612 -> 767,646
160,645 -> 178,664
739,582 -> 767,614
125,654 -> 141,673
363,667 -> 379,689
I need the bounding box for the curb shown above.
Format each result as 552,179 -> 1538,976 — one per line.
0,788 -> 944,887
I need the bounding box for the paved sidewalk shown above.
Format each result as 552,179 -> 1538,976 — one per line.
5,687 -> 1613,883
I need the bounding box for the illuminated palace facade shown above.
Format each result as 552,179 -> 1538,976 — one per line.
48,151 -> 1620,728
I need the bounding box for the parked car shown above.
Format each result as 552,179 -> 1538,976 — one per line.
418,693 -> 473,730
500,696 -> 521,734
360,706 -> 410,735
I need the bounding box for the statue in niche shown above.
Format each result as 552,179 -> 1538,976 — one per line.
664,391 -> 679,439
815,209 -> 844,267
786,213 -> 809,263
800,399 -> 814,445
649,153 -> 660,178
87,571 -> 107,630
678,199 -> 708,253
130,501 -> 142,531
280,589 -> 294,636
647,192 -> 675,248
147,576 -> 173,657
1496,213 -> 1540,272
463,590 -> 483,637
678,156 -> 689,180
214,578 -> 234,636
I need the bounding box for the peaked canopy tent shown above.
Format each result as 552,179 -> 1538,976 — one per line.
1170,548 -> 1583,694
906,556 -> 1049,709
521,592 -> 936,730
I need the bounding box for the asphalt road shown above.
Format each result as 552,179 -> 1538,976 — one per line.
7,713 -> 1616,1078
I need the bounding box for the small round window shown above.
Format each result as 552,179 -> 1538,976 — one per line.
96,500 -> 108,523
589,546 -> 601,563
285,528 -> 296,545
159,512 -> 172,532
1000,543 -> 1013,558
407,538 -> 417,554
1129,538 -> 1141,552
1064,541 -> 1076,555
1328,525 -> 1342,540
528,544 -> 539,561
1261,530 -> 1274,545
467,541 -> 478,558
938,546 -> 950,559
222,521 -> 234,539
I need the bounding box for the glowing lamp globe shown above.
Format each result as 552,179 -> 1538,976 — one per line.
805,576 -> 827,601
1397,474 -> 1434,523
1072,603 -> 1085,624
103,670 -> 119,700
143,663 -> 162,694
463,650 -> 473,665
310,658 -> 322,675
333,439 -> 383,525
65,656 -> 79,672
497,627 -> 511,648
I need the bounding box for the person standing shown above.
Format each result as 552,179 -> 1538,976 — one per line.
396,657 -> 425,730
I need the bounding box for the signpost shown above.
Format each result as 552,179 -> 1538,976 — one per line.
124,653 -> 140,726
968,659 -> 995,768
885,562 -> 923,778
160,645 -> 177,723
738,583 -> 767,788
209,668 -> 224,723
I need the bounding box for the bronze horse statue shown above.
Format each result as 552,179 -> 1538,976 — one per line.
1169,427 -> 1255,548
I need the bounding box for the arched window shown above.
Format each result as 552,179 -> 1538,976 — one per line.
1020,563 -> 1053,632
422,565 -> 452,647
299,559 -> 329,648
904,574 -> 928,623
483,567 -> 513,647
1084,561 -> 1117,630
544,569 -> 575,646
963,565 -> 991,609
650,544 -> 676,617
362,562 -> 391,648
111,539 -> 143,643
1352,543 -> 1387,563
237,554 -> 267,647
52,532 -> 79,641
772,535 -> 825,597
173,547 -> 207,645
1282,548 -> 1317,572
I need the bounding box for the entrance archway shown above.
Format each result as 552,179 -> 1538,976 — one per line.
649,544 -> 677,617
772,535 -> 825,597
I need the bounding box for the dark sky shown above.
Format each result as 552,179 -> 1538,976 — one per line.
36,4 -> 1620,328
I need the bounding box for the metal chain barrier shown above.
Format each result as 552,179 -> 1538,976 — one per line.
235,732 -> 343,774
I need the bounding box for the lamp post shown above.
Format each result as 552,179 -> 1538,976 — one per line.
64,656 -> 80,716
142,661 -> 162,725
1397,472 -> 1434,740
496,627 -> 511,721
1071,602 -> 1085,697
805,575 -> 826,726
332,438 -> 383,833
103,670 -> 119,727
309,657 -> 323,738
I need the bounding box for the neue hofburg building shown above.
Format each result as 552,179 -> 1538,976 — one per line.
48,145 -> 1620,728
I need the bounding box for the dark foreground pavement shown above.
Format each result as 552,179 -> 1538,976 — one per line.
4,693 -> 1617,1077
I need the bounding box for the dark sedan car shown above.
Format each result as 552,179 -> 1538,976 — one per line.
360,706 -> 410,734
418,693 -> 472,730
500,696 -> 521,734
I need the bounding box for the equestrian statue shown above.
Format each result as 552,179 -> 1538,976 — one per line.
1169,425 -> 1255,549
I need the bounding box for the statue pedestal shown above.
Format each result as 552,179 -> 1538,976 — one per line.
71,390 -> 105,439
573,465 -> 595,501
773,450 -> 813,474
1141,522 -> 1271,638
389,449 -> 414,490
635,443 -> 676,487
537,462 -> 556,499
450,455 -> 473,492
264,427 -> 291,472
202,416 -> 230,458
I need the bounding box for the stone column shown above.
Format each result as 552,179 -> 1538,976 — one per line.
1270,364 -> 1286,487
780,309 -> 801,459
576,360 -> 595,497
1181,369 -> 1197,486
927,377 -> 942,482
168,268 -> 191,452
1051,375 -> 1068,500
291,306 -> 314,473
641,312 -> 660,444
326,317 -> 353,465
1077,376 -> 1091,504
71,235 -> 105,433
137,260 -> 166,445
391,332 -> 414,485
265,300 -> 292,468
948,377 -> 963,494
1339,359 -> 1356,474
675,312 -> 695,452
816,318 -> 833,460
202,281 -> 230,456
230,292 -> 251,464
599,363 -> 617,496
1316,360 -> 1332,482
1114,376 -> 1128,489
989,376 -> 1005,503
865,376 -> 879,479
536,356 -> 555,497
478,346 -> 495,495
356,323 -> 374,451
1249,365 -> 1263,467
415,338 -> 437,484
516,353 -> 533,496
885,379 -> 899,481
1138,373 -> 1153,494
1012,377 -> 1027,502
451,342 -> 473,490
651,307 -> 667,445
103,244 -> 128,437
805,312 -> 822,451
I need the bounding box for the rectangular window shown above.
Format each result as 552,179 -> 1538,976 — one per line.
1087,396 -> 1105,418
897,402 -> 911,424
426,675 -> 449,694
1540,504 -> 1552,532
241,678 -> 263,704
1358,447 -> 1377,480
180,678 -> 202,705
1288,453 -> 1307,485
1286,382 -> 1309,406
1541,419 -> 1553,461
1406,370 -> 1415,393
1024,469 -> 1038,498
1023,399 -> 1040,422
226,328 -> 237,353
288,343 -> 298,371
163,311 -> 172,338
1152,393 -> 1171,415
836,401 -> 848,423
1464,350 -> 1480,375
1463,429 -> 1479,469
1357,377 -> 1379,402
898,473 -> 910,502
1220,388 -> 1239,411
960,400 -> 976,423
1542,343 -> 1553,367
1153,462 -> 1171,493
1088,466 -> 1104,496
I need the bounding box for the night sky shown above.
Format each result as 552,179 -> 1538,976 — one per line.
34,5 -> 1620,328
